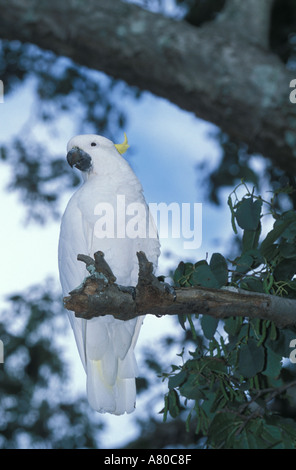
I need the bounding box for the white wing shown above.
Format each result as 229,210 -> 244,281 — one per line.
58,190 -> 89,371
58,183 -> 160,414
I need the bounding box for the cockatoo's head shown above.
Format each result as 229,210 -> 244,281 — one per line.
66,133 -> 130,178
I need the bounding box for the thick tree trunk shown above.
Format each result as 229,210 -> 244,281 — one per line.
0,0 -> 296,171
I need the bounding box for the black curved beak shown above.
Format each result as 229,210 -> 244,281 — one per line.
67,147 -> 92,171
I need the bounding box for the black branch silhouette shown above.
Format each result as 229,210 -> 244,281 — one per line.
63,251 -> 296,329
0,0 -> 295,172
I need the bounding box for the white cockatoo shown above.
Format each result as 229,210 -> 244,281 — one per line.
58,133 -> 160,415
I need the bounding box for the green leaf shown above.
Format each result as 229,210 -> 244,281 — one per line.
242,226 -> 261,251
282,221 -> 296,240
179,374 -> 204,400
184,262 -> 194,276
266,328 -> 296,358
194,260 -> 208,268
191,255 -> 228,288
224,317 -> 242,336
239,277 -> 265,293
274,259 -> 296,281
201,315 -> 219,339
279,211 -> 296,240
210,253 -> 228,286
205,358 -> 227,374
167,389 -> 181,418
234,253 -> 254,274
269,322 -> 278,341
173,262 -> 185,285
228,195 -> 238,234
185,411 -> 192,433
235,198 -> 262,231
260,218 -> 293,258
163,394 -> 169,422
178,314 -> 186,330
168,370 -> 187,390
238,339 -> 265,378
235,428 -> 258,449
276,417 -> 296,448
234,249 -> 264,276
261,423 -> 283,447
191,264 -> 220,288
279,242 -> 296,259
208,412 -> 241,448
262,347 -> 282,378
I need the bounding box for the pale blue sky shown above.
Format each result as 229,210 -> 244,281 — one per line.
0,68 -> 235,448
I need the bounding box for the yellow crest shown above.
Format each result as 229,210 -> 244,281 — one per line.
115,132 -> 130,155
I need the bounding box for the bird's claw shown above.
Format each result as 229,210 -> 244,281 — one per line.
118,285 -> 136,300
163,283 -> 177,301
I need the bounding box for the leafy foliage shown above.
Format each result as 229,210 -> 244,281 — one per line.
0,40 -> 134,223
0,281 -> 102,448
1,0 -> 296,448
163,183 -> 296,449
270,0 -> 296,64
196,131 -> 296,212
177,0 -> 296,66
176,0 -> 226,27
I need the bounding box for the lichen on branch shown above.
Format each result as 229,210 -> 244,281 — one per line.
63,251 -> 296,328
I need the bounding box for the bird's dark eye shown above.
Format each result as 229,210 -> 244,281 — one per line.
91,142 -> 96,146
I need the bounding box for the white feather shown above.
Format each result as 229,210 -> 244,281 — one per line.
111,319 -> 137,359
85,319 -> 109,360
118,348 -> 139,379
58,134 -> 160,414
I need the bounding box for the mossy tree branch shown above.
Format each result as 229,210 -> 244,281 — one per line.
63,251 -> 296,329
0,0 -> 295,171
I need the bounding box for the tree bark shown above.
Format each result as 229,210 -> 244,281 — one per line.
0,0 -> 296,172
216,0 -> 274,48
66,280 -> 296,329
64,251 -> 296,329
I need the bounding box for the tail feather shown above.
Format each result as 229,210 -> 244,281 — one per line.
118,349 -> 139,379
68,303 -> 144,414
111,322 -> 137,359
75,316 -> 142,414
87,360 -> 117,413
86,354 -> 137,414
114,378 -> 136,415
86,321 -> 109,360
101,341 -> 118,386
67,312 -> 87,371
